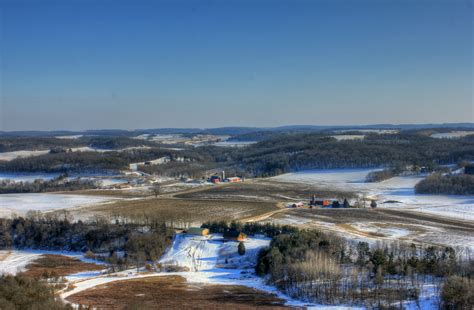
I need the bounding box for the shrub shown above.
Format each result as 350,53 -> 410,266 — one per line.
441,276 -> 474,309
0,275 -> 70,309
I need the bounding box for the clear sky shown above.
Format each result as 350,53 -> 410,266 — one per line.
0,0 -> 472,131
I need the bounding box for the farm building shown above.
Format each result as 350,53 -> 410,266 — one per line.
309,195 -> 331,207
226,177 -> 242,183
310,199 -> 331,207
187,227 -> 209,236
209,175 -> 221,183
223,230 -> 247,241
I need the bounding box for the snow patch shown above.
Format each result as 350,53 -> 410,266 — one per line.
0,250 -> 105,276
0,150 -> 50,161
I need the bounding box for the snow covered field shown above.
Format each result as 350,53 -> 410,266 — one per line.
431,131 -> 474,139
159,233 -> 270,272
331,135 -> 365,141
272,168 -> 474,221
335,129 -> 399,134
351,222 -> 410,239
0,145 -> 152,162
0,193 -> 116,217
0,172 -> 60,182
70,146 -> 150,153
212,140 -> 257,147
0,150 -> 50,161
0,251 -> 43,275
55,135 -> 83,139
0,250 -> 104,276
0,172 -> 131,189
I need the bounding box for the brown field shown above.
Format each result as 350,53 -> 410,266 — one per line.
61,189 -> 150,198
279,208 -> 474,229
84,197 -> 280,225
268,208 -> 474,248
63,178 -> 356,223
20,254 -> 103,279
67,275 -> 292,309
175,179 -> 356,202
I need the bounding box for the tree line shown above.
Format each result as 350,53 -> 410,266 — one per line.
0,174 -> 98,194
254,228 -> 473,308
0,214 -> 173,263
0,135 -> 158,153
0,148 -> 179,173
415,173 -> 474,195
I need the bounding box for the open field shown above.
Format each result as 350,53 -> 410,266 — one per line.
20,254 -> 103,279
0,250 -> 104,276
66,275 -> 290,310
430,131 -> 474,139
0,150 -> 50,161
0,251 -> 43,275
268,208 -> 474,249
0,193 -> 118,217
271,169 -> 474,221
63,188 -> 151,198
175,179 -> 356,203
81,197 -> 280,225
0,146 -> 152,162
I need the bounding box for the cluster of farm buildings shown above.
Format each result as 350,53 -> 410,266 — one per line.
289,195 -> 354,209
208,171 -> 244,184
185,227 -> 247,241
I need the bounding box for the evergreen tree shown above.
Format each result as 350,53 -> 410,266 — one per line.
238,242 -> 246,256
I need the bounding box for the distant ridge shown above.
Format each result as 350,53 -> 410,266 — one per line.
1,123 -> 473,137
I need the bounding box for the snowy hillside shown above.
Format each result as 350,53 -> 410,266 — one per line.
159,233 -> 270,272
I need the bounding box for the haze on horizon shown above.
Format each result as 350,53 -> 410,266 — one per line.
0,0 -> 472,131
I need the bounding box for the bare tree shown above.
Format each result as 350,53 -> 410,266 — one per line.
151,183 -> 161,198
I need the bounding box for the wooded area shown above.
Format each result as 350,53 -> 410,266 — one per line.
0,175 -> 98,194
0,215 -> 174,265
415,174 -> 474,195
255,228 -> 473,308
1,133 -> 473,178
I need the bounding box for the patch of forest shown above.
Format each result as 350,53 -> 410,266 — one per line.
1,133 -> 473,178
415,173 -> 474,195
0,148 -> 180,173
256,228 -> 472,308
0,215 -> 174,264
234,133 -> 474,176
0,275 -> 70,309
0,136 -> 157,153
201,221 -> 473,309
0,175 -> 98,194
365,168 -> 400,182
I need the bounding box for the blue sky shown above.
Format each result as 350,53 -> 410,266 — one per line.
0,0 -> 472,130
